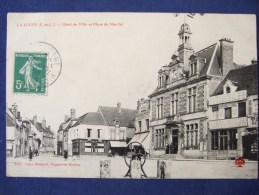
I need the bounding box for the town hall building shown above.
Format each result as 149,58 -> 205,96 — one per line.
148,23 -> 248,159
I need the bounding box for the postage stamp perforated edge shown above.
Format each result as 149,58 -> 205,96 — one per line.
12,51 -> 48,96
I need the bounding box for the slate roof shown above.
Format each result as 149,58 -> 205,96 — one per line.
98,106 -> 137,128
196,43 -> 220,76
6,112 -> 15,127
213,64 -> 258,96
29,120 -> 54,135
73,112 -> 106,127
149,43 -> 222,96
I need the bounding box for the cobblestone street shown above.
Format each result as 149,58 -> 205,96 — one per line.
6,154 -> 258,179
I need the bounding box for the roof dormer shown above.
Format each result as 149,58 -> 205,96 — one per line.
223,79 -> 238,94
158,66 -> 170,88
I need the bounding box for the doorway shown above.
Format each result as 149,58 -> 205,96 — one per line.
243,133 -> 258,160
171,129 -> 178,154
91,141 -> 98,153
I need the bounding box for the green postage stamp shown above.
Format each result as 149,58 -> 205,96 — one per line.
13,53 -> 47,94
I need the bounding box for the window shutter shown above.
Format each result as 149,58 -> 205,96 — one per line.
248,100 -> 252,116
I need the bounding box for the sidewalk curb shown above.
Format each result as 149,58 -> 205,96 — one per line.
147,157 -> 258,163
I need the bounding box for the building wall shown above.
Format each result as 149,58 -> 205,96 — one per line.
207,89 -> 258,160
151,99 -> 156,120
150,79 -> 210,158
69,125 -> 109,141
197,85 -> 205,112
6,126 -> 15,157
108,126 -> 127,140
68,124 -> 131,156
72,139 -> 109,156
68,124 -> 109,156
164,95 -> 171,117
135,111 -> 150,133
178,89 -> 187,114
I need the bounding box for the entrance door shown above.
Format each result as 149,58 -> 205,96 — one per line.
92,141 -> 98,153
243,134 -> 258,160
172,130 -> 178,154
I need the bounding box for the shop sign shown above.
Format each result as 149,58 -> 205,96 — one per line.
248,115 -> 258,127
251,115 -> 258,125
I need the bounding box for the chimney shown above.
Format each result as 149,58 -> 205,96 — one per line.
251,58 -> 257,65
219,38 -> 234,77
33,115 -> 37,125
137,100 -> 140,111
117,102 -> 121,113
70,108 -> 76,120
64,115 -> 69,122
17,111 -> 21,120
42,118 -> 46,129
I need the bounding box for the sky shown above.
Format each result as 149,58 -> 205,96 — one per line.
6,13 -> 257,133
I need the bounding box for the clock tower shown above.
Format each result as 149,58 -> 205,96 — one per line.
177,23 -> 194,71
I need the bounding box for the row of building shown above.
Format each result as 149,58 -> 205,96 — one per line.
6,104 -> 55,157
57,104 -> 136,156
56,22 -> 258,160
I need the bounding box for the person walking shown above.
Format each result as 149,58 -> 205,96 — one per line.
29,149 -> 33,161
160,161 -> 165,179
64,150 -> 68,161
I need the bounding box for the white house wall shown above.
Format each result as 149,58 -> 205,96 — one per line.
6,127 -> 15,140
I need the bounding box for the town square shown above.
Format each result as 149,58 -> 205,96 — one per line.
7,154 -> 258,178
6,13 -> 258,179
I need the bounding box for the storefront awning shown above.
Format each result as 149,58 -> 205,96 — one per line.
141,133 -> 151,152
129,132 -> 150,151
129,134 -> 141,143
110,141 -> 127,148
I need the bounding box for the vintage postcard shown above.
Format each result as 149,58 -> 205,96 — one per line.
6,13 -> 258,178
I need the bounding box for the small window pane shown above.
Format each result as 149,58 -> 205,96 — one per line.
225,108 -> 232,119
238,102 -> 246,117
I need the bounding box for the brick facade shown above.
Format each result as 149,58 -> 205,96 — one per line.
197,85 -> 205,112
151,99 -> 156,120
164,94 -> 171,117
199,119 -> 205,141
178,89 -> 187,115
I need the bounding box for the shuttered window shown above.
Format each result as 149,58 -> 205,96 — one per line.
248,100 -> 253,115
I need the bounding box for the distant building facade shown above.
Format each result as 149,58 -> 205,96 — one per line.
29,115 -> 55,153
6,104 -> 55,157
68,112 -> 109,156
97,103 -> 137,155
6,104 -> 29,157
130,98 -> 151,154
58,103 -> 137,156
57,109 -> 77,156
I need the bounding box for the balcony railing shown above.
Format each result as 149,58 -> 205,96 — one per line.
165,115 -> 181,125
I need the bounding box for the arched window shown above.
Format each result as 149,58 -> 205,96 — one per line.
226,86 -> 231,93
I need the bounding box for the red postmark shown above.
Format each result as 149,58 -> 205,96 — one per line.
235,157 -> 245,167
